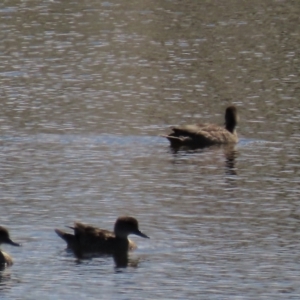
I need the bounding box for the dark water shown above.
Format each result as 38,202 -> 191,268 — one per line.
1,0 -> 300,299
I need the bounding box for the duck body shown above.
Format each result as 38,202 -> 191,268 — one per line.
0,226 -> 20,266
0,250 -> 14,266
162,106 -> 238,149
55,217 -> 149,258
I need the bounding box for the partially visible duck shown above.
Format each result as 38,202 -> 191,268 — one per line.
161,105 -> 238,148
55,216 -> 149,258
0,226 -> 20,266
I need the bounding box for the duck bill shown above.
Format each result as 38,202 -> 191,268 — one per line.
135,230 -> 149,239
6,238 -> 20,247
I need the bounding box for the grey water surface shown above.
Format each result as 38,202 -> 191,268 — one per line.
1,0 -> 300,299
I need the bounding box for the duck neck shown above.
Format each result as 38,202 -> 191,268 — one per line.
114,231 -> 129,240
225,122 -> 236,133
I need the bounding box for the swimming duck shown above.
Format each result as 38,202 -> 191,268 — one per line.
161,106 -> 238,148
0,226 -> 20,266
55,216 -> 149,258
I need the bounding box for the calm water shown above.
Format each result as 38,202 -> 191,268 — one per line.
1,0 -> 300,299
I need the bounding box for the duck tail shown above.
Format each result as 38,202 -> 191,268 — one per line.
160,134 -> 184,147
55,229 -> 76,248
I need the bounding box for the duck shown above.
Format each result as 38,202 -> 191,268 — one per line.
0,226 -> 20,266
161,105 -> 238,148
55,216 -> 149,258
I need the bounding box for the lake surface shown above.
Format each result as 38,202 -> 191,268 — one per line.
1,0 -> 300,299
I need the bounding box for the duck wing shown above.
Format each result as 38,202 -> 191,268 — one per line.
73,222 -> 118,253
73,222 -> 113,239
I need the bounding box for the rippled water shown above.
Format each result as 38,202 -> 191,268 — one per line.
1,0 -> 300,299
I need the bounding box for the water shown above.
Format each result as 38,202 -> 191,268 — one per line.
1,0 -> 300,299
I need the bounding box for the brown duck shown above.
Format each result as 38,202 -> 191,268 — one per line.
0,226 -> 20,266
55,216 -> 149,258
161,105 -> 238,148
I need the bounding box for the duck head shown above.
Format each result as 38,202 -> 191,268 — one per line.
114,217 -> 149,239
0,226 -> 20,247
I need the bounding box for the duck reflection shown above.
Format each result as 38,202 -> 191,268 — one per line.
224,145 -> 238,176
113,252 -> 141,268
70,250 -> 141,268
55,216 -> 149,268
0,270 -> 12,292
168,143 -> 239,189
